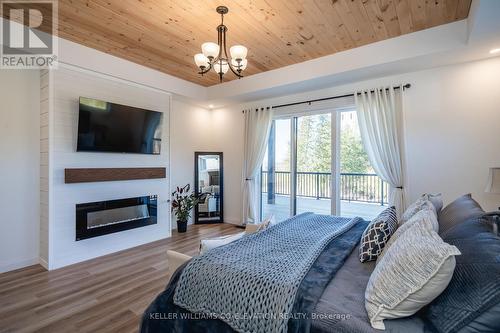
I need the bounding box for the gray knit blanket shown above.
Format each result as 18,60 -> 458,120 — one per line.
173,213 -> 361,333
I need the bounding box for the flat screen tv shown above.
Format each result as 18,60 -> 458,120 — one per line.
77,97 -> 162,154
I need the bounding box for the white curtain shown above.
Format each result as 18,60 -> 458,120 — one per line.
241,107 -> 274,224
355,86 -> 405,217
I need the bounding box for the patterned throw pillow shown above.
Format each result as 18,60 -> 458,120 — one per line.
359,206 -> 398,262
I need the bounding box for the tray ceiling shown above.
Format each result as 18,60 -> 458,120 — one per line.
4,0 -> 471,86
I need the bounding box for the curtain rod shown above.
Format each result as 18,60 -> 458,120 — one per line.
271,83 -> 411,110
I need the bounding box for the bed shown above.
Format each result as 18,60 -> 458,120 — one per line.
141,197 -> 500,333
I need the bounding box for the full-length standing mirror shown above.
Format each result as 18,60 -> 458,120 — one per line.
194,152 -> 223,224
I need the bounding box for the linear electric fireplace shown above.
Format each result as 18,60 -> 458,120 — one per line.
76,195 -> 157,241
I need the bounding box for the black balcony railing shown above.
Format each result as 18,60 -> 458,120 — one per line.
262,171 -> 388,205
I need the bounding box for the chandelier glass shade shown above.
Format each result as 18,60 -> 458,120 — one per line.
213,60 -> 229,74
194,6 -> 248,82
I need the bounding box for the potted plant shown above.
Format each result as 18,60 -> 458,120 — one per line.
171,184 -> 198,233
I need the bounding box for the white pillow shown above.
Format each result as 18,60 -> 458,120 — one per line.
377,208 -> 438,264
377,207 -> 439,263
401,195 -> 436,223
199,232 -> 244,255
167,250 -> 192,277
424,193 -> 443,214
262,214 -> 277,226
245,217 -> 274,234
365,219 -> 460,330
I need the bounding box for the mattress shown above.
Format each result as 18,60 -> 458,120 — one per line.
311,246 -> 429,333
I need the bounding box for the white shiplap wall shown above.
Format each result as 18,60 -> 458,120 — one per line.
40,70 -> 50,269
44,66 -> 171,270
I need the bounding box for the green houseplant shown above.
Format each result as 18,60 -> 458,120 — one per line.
171,184 -> 198,233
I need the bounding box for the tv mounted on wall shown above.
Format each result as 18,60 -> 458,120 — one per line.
77,97 -> 162,155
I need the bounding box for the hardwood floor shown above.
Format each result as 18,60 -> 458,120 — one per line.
0,223 -> 240,333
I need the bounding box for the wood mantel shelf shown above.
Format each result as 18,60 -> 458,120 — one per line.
65,167 -> 166,183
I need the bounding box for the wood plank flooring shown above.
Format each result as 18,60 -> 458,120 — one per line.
0,223 -> 240,333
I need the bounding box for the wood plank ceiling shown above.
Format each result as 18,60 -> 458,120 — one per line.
4,0 -> 471,86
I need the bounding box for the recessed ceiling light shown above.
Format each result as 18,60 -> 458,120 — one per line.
208,104 -> 214,109
490,48 -> 500,54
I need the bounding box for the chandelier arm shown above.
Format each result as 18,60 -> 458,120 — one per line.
198,62 -> 213,75
211,56 -> 221,64
227,62 -> 243,77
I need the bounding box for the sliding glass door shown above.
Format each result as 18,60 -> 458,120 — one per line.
296,113 -> 332,215
261,119 -> 292,222
261,109 -> 387,222
339,110 -> 387,219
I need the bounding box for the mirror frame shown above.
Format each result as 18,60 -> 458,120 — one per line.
194,152 -> 223,224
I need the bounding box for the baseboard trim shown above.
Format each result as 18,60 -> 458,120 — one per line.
39,257 -> 49,270
0,258 -> 40,273
224,218 -> 243,226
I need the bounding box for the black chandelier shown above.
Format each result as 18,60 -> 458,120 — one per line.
194,6 -> 248,82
